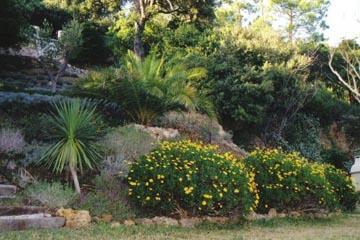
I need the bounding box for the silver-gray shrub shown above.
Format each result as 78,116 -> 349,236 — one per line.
25,181 -> 76,209
100,125 -> 156,177
0,128 -> 26,155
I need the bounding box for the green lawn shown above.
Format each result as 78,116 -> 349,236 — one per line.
2,214 -> 360,240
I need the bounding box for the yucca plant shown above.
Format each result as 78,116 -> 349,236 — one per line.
38,99 -> 102,194
117,51 -> 214,124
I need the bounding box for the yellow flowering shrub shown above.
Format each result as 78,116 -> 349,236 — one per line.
127,140 -> 258,216
244,149 -> 347,213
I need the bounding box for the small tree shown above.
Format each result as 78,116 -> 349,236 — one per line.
39,99 -> 102,195
329,40 -> 360,103
33,19 -> 84,93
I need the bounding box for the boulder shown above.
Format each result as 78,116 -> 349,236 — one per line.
0,206 -> 47,216
267,208 -> 277,218
100,214 -> 113,223
152,216 -> 179,226
134,218 -> 154,225
0,185 -> 16,199
313,212 -> 329,219
110,222 -> 121,228
56,208 -> 91,229
0,213 -> 65,231
132,124 -> 180,141
289,211 -> 301,217
245,211 -> 268,221
202,216 -> 229,224
123,219 -> 136,226
178,217 -> 202,228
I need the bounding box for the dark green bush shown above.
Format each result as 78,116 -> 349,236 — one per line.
128,140 -> 258,216
321,147 -> 353,171
71,22 -> 112,66
284,113 -> 322,161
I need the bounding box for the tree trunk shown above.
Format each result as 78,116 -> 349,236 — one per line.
134,19 -> 146,59
288,9 -> 294,43
51,57 -> 68,93
69,165 -> 81,195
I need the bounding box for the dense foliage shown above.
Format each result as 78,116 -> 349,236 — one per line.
128,140 -> 258,216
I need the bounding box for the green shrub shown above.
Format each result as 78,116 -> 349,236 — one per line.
24,181 -> 76,209
324,165 -> 358,211
75,175 -> 135,221
244,149 -> 339,213
128,140 -> 258,216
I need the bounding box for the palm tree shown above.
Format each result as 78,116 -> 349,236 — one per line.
39,99 -> 102,194
118,51 -> 214,124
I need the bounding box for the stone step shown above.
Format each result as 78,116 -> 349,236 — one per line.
0,185 -> 17,199
0,213 -> 65,231
0,206 -> 48,216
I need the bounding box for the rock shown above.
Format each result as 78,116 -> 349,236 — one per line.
178,218 -> 202,228
314,213 -> 328,219
56,208 -> 91,229
0,185 -> 16,199
0,213 -> 65,231
245,211 -> 268,221
289,211 -> 301,217
135,218 -> 154,225
123,219 -> 136,226
152,216 -> 179,226
93,215 -> 112,223
328,210 -> 341,217
111,222 -> 121,228
100,214 -> 113,223
267,208 -> 277,218
0,206 -> 47,216
202,216 -> 229,224
132,124 -> 180,141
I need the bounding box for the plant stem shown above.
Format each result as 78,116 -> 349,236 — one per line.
69,165 -> 81,195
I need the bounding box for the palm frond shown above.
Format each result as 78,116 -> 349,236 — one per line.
118,51 -> 215,124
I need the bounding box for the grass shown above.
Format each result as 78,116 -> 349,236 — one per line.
2,214 -> 360,240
